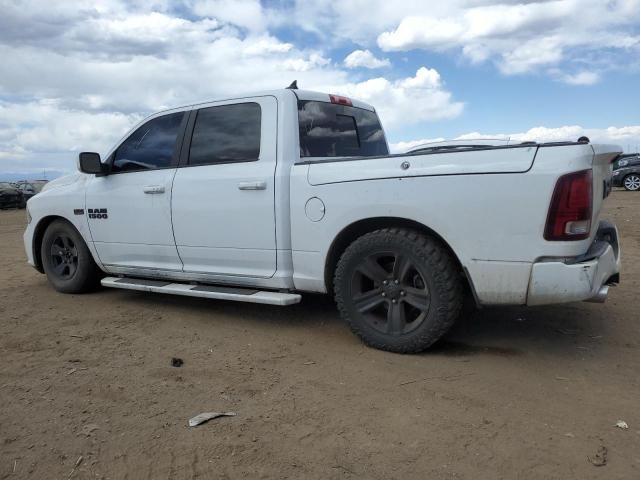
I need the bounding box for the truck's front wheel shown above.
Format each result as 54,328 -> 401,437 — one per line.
41,220 -> 102,293
334,228 -> 463,353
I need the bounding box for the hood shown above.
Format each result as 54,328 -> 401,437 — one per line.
41,172 -> 85,192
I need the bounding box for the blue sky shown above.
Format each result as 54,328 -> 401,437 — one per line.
1,0 -> 639,177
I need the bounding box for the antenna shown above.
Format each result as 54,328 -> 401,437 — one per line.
286,80 -> 298,90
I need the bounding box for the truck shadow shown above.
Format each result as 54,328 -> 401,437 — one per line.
438,303 -> 609,357
107,288 -> 610,358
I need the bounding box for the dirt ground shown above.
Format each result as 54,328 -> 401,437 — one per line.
0,190 -> 639,480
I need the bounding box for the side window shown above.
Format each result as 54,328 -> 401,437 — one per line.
188,103 -> 261,166
112,112 -> 184,173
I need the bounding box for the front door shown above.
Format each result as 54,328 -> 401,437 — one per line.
171,97 -> 278,278
86,110 -> 187,271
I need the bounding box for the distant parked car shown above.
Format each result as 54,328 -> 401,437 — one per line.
14,180 -> 48,200
0,182 -> 26,209
613,155 -> 640,191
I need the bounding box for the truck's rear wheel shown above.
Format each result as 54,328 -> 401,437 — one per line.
41,220 -> 101,293
623,174 -> 640,191
334,228 -> 463,353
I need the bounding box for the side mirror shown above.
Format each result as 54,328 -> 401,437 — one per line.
78,152 -> 105,175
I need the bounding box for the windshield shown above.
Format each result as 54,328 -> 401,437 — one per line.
298,100 -> 389,158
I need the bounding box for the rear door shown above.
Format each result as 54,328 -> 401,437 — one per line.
171,96 -> 278,278
86,111 -> 187,271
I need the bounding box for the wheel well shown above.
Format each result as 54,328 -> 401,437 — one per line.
32,215 -> 67,273
324,217 -> 471,295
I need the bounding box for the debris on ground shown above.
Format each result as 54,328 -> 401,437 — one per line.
188,411 -> 236,427
564,432 -> 575,438
171,357 -> 184,367
67,456 -> 83,479
303,361 -> 315,365
615,420 -> 629,430
588,446 -> 608,467
66,367 -> 87,375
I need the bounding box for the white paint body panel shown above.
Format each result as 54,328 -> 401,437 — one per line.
307,146 -> 536,185
24,173 -> 103,270
171,96 -> 278,278
23,88 -> 622,308
290,143 -> 621,305
527,226 -> 621,306
86,168 -> 181,270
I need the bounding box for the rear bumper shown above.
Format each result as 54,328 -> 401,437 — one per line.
527,221 -> 620,306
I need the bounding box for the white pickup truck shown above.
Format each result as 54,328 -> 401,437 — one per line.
24,88 -> 621,353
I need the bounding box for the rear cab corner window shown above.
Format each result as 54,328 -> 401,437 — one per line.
112,111 -> 185,173
188,102 -> 261,166
297,100 -> 389,158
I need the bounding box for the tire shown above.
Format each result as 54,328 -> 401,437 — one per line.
41,220 -> 102,293
334,228 -> 463,353
623,174 -> 640,191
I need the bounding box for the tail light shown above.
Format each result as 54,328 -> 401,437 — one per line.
544,169 -> 592,241
329,94 -> 353,106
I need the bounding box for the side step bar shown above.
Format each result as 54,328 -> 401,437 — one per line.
101,277 -> 302,306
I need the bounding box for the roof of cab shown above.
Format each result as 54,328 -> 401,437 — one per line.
179,89 -> 376,113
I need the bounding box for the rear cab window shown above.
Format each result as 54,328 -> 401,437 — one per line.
297,100 -> 389,158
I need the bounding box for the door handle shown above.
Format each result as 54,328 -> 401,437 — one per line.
238,181 -> 267,191
143,185 -> 165,194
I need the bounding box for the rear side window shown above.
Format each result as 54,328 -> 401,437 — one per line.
298,100 -> 389,158
112,112 -> 184,173
189,103 -> 261,165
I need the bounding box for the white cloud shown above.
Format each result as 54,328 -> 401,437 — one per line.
1,0 -> 638,175
326,67 -> 463,129
188,0 -> 266,32
498,36 -> 564,75
344,49 -> 391,69
377,16 -> 464,51
272,0 -> 445,45
560,71 -> 601,86
243,37 -> 293,55
272,1 -> 640,79
0,2 -> 353,173
0,99 -> 140,173
282,53 -> 331,72
390,125 -> 640,153
372,0 -> 640,76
